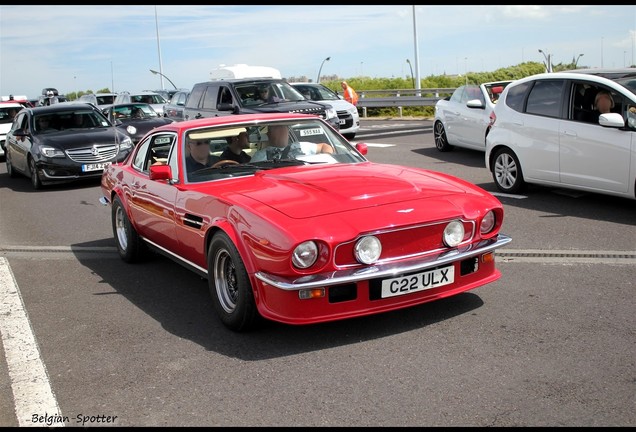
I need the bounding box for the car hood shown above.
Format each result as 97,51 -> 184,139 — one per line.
36,128 -> 128,149
234,162 -> 474,219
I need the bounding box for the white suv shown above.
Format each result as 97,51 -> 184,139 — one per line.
485,69 -> 636,200
290,82 -> 360,140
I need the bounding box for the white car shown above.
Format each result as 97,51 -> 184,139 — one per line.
485,69 -> 636,200
290,82 -> 360,139
0,102 -> 23,157
434,80 -> 512,152
114,91 -> 167,116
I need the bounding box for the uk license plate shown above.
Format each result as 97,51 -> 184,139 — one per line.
380,265 -> 455,299
339,119 -> 346,125
82,162 -> 110,172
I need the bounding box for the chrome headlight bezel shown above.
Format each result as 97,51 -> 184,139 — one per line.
354,235 -> 382,265
292,241 -> 319,269
480,210 -> 496,235
443,220 -> 465,247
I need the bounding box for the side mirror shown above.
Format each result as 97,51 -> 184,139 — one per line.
149,164 -> 172,181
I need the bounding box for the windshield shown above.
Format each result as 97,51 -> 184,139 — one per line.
111,104 -> 159,120
0,106 -> 20,125
181,118 -> 366,183
34,109 -> 111,133
237,81 -> 307,107
295,84 -> 339,101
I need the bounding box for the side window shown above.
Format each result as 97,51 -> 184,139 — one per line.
218,87 -> 233,105
147,134 -> 175,171
525,80 -> 564,118
505,81 -> 531,113
186,86 -> 204,108
133,138 -> 151,172
201,86 -> 219,110
450,86 -> 464,104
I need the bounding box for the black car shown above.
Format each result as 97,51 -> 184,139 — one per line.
101,103 -> 174,145
5,103 -> 134,189
183,79 -> 340,130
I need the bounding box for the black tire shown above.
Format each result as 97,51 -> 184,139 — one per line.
6,151 -> 17,178
208,231 -> 259,332
433,121 -> 453,152
492,147 -> 526,194
343,133 -> 356,140
28,157 -> 42,190
111,195 -> 144,263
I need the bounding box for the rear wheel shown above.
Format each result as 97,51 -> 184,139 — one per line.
492,147 -> 525,193
434,121 -> 453,152
112,195 -> 144,263
208,231 -> 259,332
28,157 -> 42,190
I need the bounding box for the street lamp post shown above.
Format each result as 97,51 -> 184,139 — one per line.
316,56 -> 330,83
574,53 -> 584,68
406,59 -> 414,88
538,49 -> 552,73
149,69 -> 177,90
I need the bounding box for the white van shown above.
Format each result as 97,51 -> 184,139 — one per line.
210,64 -> 282,80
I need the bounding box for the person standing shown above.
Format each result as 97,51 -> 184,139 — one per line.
340,81 -> 359,106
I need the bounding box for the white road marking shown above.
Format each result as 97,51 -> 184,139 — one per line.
0,257 -> 64,427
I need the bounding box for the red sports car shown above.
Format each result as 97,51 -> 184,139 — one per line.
100,113 -> 511,332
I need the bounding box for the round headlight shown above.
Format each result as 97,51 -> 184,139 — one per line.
292,241 -> 318,269
126,125 -> 137,135
481,210 -> 496,234
354,235 -> 382,264
443,220 -> 465,247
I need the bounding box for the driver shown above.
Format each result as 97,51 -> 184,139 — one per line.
185,138 -> 220,179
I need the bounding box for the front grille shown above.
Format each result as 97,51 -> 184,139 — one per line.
66,144 -> 119,163
289,107 -> 326,118
334,220 -> 476,267
337,110 -> 354,128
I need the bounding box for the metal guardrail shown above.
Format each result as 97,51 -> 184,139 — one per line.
354,88 -> 457,117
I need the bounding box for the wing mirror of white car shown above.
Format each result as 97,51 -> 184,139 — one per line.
466,99 -> 484,109
599,113 -> 626,128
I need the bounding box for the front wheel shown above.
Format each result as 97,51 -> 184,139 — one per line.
112,195 -> 144,263
208,231 -> 260,332
492,147 -> 526,194
433,121 -> 453,152
28,157 -> 42,189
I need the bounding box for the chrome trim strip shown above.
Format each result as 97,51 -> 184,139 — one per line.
255,234 -> 512,291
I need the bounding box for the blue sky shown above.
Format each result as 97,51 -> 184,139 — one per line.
1,5 -> 635,99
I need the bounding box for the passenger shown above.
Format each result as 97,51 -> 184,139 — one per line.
256,86 -> 270,103
185,138 -> 220,177
36,116 -> 54,132
7,108 -> 18,121
250,124 -> 333,162
220,132 -> 251,164
132,107 -> 144,119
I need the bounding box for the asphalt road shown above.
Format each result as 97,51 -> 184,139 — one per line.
0,119 -> 634,427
